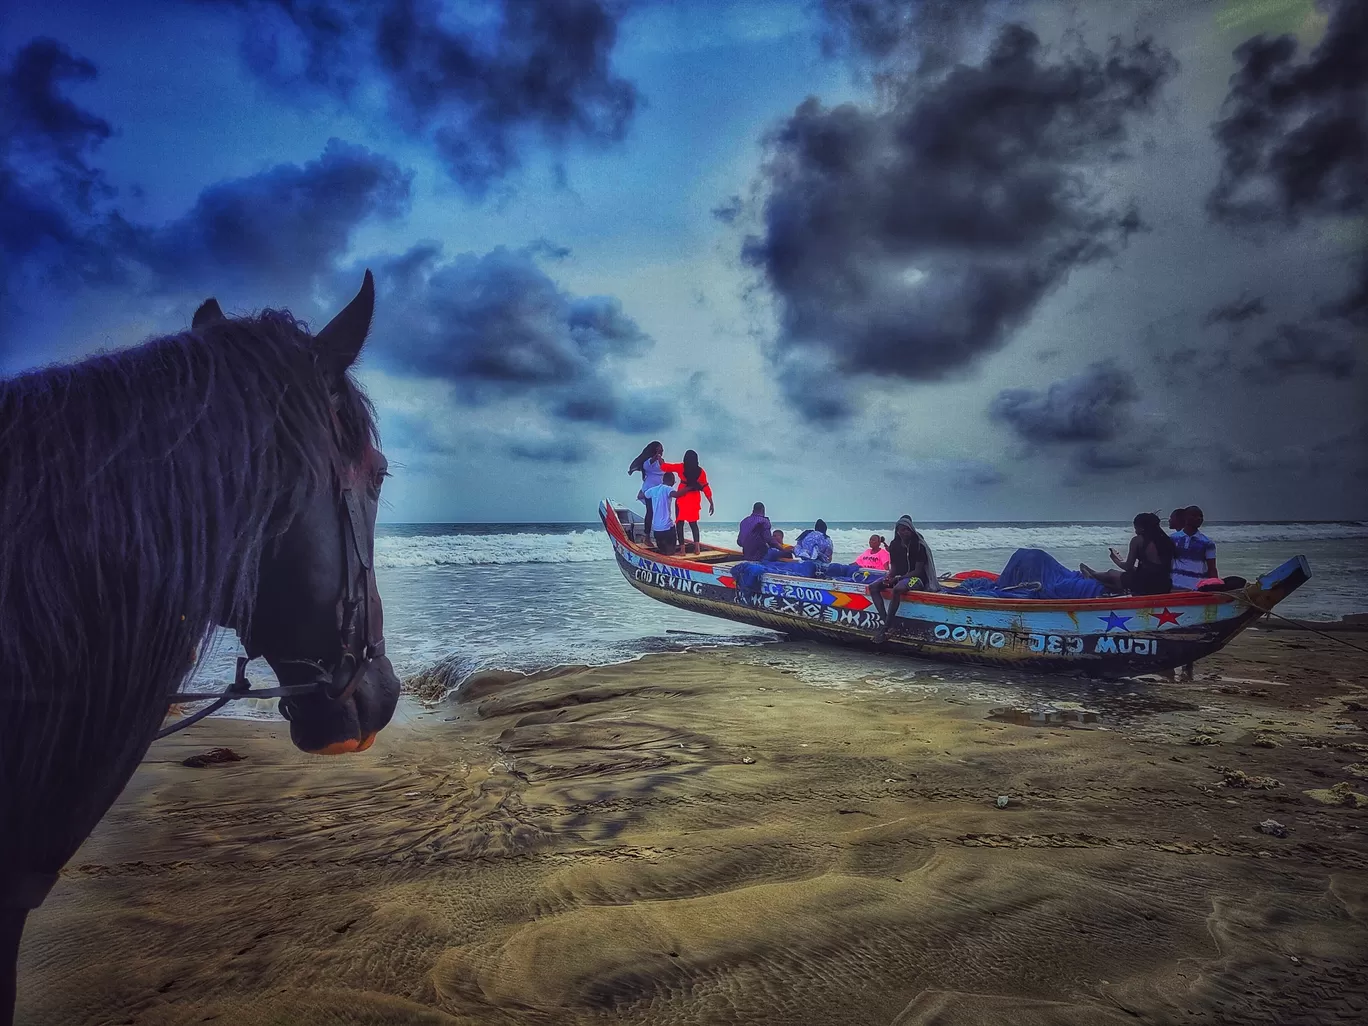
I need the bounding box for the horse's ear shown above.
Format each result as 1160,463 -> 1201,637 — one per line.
314,269 -> 374,376
192,298 -> 225,328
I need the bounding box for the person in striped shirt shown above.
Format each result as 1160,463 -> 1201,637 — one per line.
1171,505 -> 1218,590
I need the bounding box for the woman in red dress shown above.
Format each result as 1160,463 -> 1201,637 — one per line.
660,449 -> 713,554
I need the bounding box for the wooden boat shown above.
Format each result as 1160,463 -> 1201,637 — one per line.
598,500 -> 1312,676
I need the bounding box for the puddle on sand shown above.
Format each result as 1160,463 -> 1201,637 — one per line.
988,702 -> 1104,728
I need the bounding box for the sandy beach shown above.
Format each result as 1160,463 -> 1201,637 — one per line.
16,630 -> 1368,1025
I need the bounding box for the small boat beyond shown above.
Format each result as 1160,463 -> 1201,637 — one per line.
599,500 -> 1312,676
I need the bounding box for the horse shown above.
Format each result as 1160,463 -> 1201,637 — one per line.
0,272 -> 402,1025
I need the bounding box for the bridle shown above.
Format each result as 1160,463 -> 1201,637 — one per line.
156,411 -> 385,740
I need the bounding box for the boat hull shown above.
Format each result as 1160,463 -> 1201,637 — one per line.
600,501 -> 1311,676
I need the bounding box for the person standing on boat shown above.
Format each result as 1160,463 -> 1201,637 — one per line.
870,516 -> 938,644
737,502 -> 772,561
628,441 -> 666,546
793,520 -> 834,565
660,449 -> 714,555
854,534 -> 891,571
640,472 -> 682,555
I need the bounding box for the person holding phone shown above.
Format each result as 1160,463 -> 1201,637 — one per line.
1080,513 -> 1175,595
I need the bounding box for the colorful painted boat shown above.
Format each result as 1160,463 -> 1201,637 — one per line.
599,500 -> 1312,676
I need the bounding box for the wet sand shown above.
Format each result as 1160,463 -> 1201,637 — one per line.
17,630 -> 1368,1025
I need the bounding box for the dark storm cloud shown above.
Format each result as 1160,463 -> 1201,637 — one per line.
989,362 -> 1139,445
134,139 -> 411,295
1,35 -> 411,314
818,0 -> 990,76
949,460 -> 1005,487
201,0 -> 638,196
556,385 -> 676,433
1326,257 -> 1368,327
1220,428 -> 1368,481
1206,0 -> 1367,382
1242,323 -> 1357,382
1074,445 -> 1151,473
1203,292 -> 1267,326
359,243 -> 674,430
0,38 -> 125,304
711,195 -> 743,225
508,438 -> 591,464
1207,0 -> 1367,226
744,23 -> 1176,418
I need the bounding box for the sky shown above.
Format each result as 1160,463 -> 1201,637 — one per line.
1,0 -> 1364,523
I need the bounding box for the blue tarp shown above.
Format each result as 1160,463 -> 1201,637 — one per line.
951,548 -> 1106,600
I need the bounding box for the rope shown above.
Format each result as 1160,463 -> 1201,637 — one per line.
1259,608 -> 1368,657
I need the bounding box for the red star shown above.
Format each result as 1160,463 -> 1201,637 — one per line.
1156,608 -> 1181,627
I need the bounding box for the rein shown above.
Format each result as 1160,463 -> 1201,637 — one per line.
157,412 -> 384,739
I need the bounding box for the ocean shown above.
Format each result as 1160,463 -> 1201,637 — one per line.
186,519 -> 1368,714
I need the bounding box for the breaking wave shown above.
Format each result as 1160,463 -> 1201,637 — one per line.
374,521 -> 1368,569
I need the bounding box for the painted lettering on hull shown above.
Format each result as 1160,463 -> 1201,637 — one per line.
1094,636 -> 1159,655
634,568 -> 703,594
933,624 -> 1009,649
737,592 -> 884,630
928,623 -> 1162,658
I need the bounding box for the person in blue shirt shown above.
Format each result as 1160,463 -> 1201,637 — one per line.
1171,505 -> 1218,590
639,472 -> 682,555
792,520 -> 833,564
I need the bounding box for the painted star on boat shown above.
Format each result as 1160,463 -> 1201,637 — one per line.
1156,608 -> 1181,627
1099,611 -> 1132,632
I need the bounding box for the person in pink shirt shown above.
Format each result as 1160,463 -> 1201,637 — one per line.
854,534 -> 891,571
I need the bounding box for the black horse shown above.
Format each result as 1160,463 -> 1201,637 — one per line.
0,272 -> 402,1024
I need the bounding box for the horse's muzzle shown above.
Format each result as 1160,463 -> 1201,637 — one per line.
280,654 -> 400,755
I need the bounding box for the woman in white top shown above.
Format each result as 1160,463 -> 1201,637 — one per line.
627,440 -> 666,544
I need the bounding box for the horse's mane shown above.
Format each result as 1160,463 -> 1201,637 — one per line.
0,309 -> 377,873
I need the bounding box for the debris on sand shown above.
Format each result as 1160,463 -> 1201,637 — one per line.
1252,734 -> 1280,748
741,756 -> 756,765
1304,782 -> 1368,808
994,795 -> 1010,809
1219,767 -> 1281,789
1257,819 -> 1288,838
182,748 -> 245,768
1188,734 -> 1218,746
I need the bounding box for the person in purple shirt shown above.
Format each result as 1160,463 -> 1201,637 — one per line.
737,502 -> 772,561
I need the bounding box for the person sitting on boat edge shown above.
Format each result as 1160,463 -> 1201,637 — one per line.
793,520 -> 834,564
1080,512 -> 1174,595
660,448 -> 714,555
628,440 -> 666,546
854,534 -> 890,572
764,529 -> 793,562
1171,505 -> 1218,590
870,516 -> 938,644
640,472 -> 682,556
738,502 -> 772,561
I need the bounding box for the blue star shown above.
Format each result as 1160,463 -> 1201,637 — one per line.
1099,611 -> 1132,632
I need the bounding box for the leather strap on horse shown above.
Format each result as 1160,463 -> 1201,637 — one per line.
0,871 -> 59,910
158,404 -> 385,732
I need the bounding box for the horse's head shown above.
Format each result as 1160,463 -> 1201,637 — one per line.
192,273 -> 400,755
